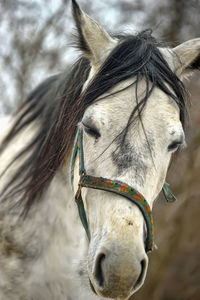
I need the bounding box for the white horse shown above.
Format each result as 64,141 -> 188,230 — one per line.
0,1 -> 199,299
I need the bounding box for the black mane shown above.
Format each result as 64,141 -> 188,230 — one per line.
0,30 -> 186,213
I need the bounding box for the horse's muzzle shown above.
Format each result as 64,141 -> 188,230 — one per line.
88,242 -> 148,299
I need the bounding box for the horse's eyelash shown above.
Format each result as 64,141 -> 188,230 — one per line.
83,123 -> 101,138
168,140 -> 183,151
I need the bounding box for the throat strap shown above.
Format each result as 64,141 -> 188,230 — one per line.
162,182 -> 176,202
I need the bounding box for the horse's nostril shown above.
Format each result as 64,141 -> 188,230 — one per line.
134,259 -> 147,290
94,253 -> 106,288
90,248 -> 148,298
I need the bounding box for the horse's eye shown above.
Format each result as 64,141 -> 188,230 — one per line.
82,123 -> 101,139
168,140 -> 183,151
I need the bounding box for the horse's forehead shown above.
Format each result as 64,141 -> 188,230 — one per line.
145,87 -> 180,118
84,79 -> 180,125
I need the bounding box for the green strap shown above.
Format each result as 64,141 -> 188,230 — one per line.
78,128 -> 86,175
79,174 -> 154,252
70,128 -> 86,187
162,182 -> 177,202
75,186 -> 90,239
70,129 -> 79,187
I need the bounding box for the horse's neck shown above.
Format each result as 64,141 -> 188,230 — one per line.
0,118 -> 92,300
26,168 -> 89,299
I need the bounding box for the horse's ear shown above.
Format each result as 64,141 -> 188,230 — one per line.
173,38 -> 200,77
72,0 -> 117,66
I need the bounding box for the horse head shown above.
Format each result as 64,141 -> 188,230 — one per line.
71,1 -> 200,298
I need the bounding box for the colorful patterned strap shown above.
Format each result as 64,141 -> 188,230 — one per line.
70,127 -> 177,253
71,128 -> 154,251
79,174 -> 154,252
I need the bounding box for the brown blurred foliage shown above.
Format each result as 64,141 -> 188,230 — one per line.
0,0 -> 200,299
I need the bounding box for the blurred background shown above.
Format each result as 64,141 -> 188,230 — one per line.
0,0 -> 199,299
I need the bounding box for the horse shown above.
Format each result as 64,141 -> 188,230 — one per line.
0,1 -> 199,299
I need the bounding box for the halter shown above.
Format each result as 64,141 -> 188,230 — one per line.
70,127 -> 176,252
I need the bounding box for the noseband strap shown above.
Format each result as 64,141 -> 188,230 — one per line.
70,128 -> 176,253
